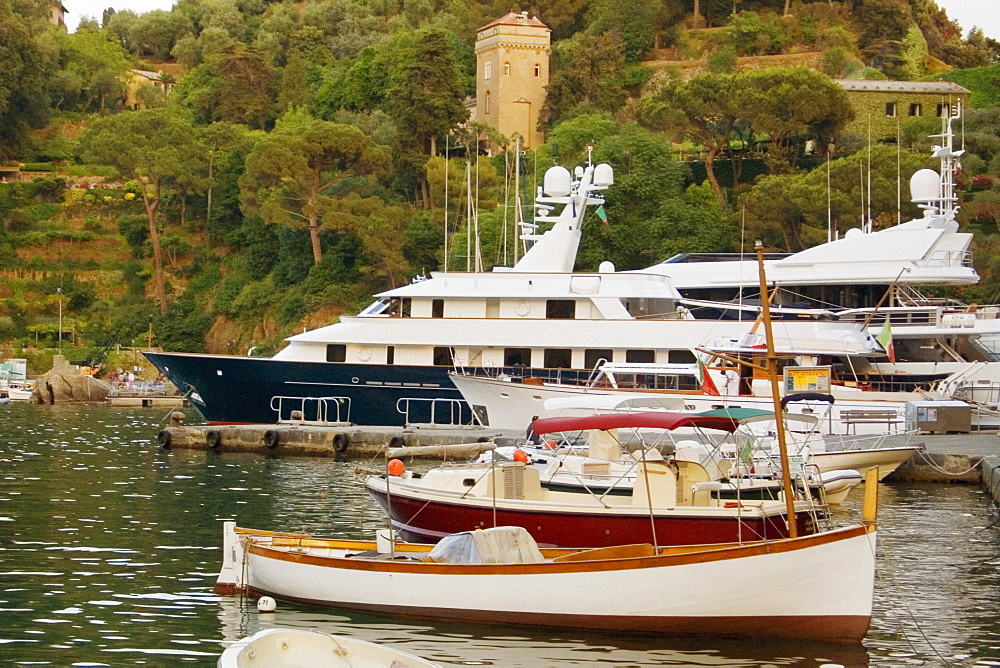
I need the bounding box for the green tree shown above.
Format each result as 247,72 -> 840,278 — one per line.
240,116 -> 391,264
739,68 -> 853,165
175,44 -> 276,128
79,110 -> 206,314
639,73 -> 741,206
278,50 -> 309,112
544,31 -> 629,123
0,0 -> 50,159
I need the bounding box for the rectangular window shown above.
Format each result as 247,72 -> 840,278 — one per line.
546,299 -> 576,319
534,64 -> 540,77
885,102 -> 896,117
504,347 -> 532,366
486,298 -> 500,318
433,347 -> 452,366
503,62 -> 510,76
326,344 -> 346,363
625,349 -> 655,363
668,349 -> 696,364
432,299 -> 444,318
937,103 -> 951,117
485,91 -> 491,115
585,348 -> 614,369
543,348 -> 572,369
386,345 -> 395,364
909,103 -> 921,116
484,61 -> 491,80
389,297 -> 411,317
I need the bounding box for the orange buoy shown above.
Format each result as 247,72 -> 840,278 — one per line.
544,439 -> 557,449
513,449 -> 529,463
387,458 -> 405,476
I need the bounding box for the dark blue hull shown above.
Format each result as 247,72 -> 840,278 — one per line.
144,351 -> 463,426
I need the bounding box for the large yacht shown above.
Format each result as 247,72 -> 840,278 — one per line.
146,160 -> 881,426
642,112 -> 1000,404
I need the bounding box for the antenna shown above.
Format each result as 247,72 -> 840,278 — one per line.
444,134 -> 449,273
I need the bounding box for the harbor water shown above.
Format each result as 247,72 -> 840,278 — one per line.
1,403 -> 998,666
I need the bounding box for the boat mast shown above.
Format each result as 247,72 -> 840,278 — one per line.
755,240 -> 798,539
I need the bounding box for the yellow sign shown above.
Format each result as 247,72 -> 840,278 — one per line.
783,366 -> 831,392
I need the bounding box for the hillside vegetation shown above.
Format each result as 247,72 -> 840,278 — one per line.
1,0 -> 1000,371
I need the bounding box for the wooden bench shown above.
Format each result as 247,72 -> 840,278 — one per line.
839,409 -> 902,434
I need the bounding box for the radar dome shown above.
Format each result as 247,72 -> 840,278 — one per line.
594,163 -> 614,187
910,168 -> 941,203
844,227 -> 863,238
598,260 -> 616,273
543,166 -> 572,197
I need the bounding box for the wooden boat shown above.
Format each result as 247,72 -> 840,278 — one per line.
366,412 -> 828,547
217,627 -> 440,667
214,492 -> 878,644
212,242 -> 878,645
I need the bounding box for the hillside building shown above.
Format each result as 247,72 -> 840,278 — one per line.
835,80 -> 971,140
473,11 -> 550,150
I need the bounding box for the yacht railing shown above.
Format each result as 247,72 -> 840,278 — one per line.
270,395 -> 351,424
396,397 -> 486,429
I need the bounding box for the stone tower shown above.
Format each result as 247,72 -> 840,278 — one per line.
474,11 -> 551,150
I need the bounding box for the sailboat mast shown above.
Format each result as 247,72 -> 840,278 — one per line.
755,241 -> 798,539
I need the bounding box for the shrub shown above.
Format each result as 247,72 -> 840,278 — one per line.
83,216 -> 103,232
117,215 -> 149,258
20,163 -> 55,172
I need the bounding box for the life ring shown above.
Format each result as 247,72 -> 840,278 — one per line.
157,430 -> 172,448
388,436 -> 405,449
263,430 -> 280,449
206,430 -> 221,449
333,433 -> 350,453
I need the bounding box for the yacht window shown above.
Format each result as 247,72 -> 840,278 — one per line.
504,347 -> 532,366
626,349 -> 655,363
585,348 -> 613,369
433,347 -> 453,366
389,297 -> 411,317
432,299 -> 444,318
668,349 -> 696,364
543,348 -> 572,369
546,299 -> 576,319
486,298 -> 500,318
326,344 -> 346,363
386,346 -> 395,364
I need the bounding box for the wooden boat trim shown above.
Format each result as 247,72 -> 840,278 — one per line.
243,523 -> 874,576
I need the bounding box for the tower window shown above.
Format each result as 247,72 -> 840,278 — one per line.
503,62 -> 510,76
484,61 -> 491,80
485,91 -> 491,114
534,63 -> 540,77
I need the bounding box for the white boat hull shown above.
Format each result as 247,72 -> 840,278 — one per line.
218,628 -> 440,667
216,522 -> 877,643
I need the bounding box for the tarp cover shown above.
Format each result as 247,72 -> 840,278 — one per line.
532,411 -> 741,436
428,526 -> 545,564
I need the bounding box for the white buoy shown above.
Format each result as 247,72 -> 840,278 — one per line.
257,596 -> 276,613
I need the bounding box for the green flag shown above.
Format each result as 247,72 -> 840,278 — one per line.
595,205 -> 608,224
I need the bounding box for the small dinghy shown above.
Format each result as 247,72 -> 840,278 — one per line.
218,627 -> 440,667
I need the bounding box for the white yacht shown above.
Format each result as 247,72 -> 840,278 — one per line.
146,159 -> 881,426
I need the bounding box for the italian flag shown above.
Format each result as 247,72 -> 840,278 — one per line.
698,358 -> 721,396
877,320 -> 895,362
595,205 -> 609,225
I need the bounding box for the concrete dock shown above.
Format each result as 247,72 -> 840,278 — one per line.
153,415 -> 1000,502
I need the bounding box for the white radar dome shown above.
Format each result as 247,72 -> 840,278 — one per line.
594,163 -> 614,187
543,166 -> 573,197
598,260 -> 616,273
844,227 -> 863,238
910,168 -> 941,203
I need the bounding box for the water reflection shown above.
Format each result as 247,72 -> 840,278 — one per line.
0,403 -> 997,665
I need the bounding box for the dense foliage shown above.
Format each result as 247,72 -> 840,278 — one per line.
1,0 -> 999,362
